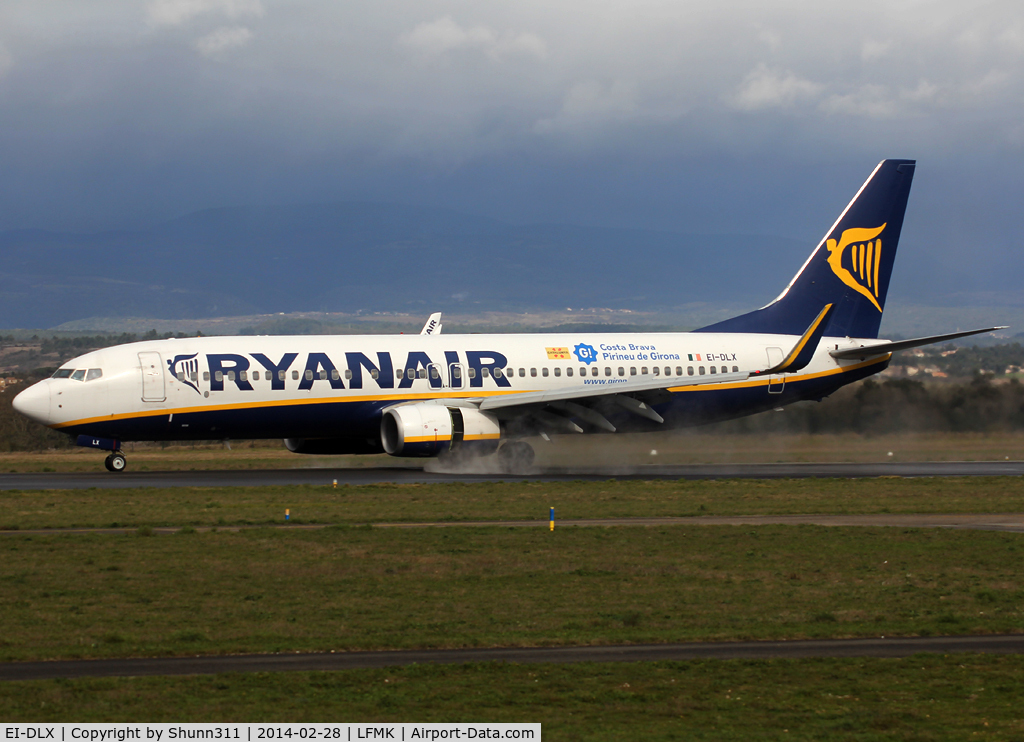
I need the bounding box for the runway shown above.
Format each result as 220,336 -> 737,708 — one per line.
3,460 -> 1024,490
3,634 -> 1024,681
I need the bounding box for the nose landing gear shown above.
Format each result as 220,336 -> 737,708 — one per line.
104,452 -> 127,472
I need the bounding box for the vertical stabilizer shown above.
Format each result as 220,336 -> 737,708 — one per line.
697,159 -> 916,338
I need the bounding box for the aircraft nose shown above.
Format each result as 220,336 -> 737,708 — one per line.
12,381 -> 51,425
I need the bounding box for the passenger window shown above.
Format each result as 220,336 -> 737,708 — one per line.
71,369 -> 86,381
419,368 -> 428,379
331,369 -> 340,381
653,367 -> 659,376
204,372 -> 211,381
481,368 -> 490,378
519,368 -> 526,377
665,367 -> 671,376
676,367 -> 683,376
292,370 -> 299,380
506,368 -> 513,378
710,366 -> 717,374
640,367 -> 647,375
566,368 -> 573,377
240,371 -> 248,381
542,368 -> 549,377
432,367 -> 441,379
279,370 -> 286,381
732,366 -> 739,373
605,367 -> 612,377
530,368 -> 537,377
688,366 -> 694,376
86,368 -> 103,381
371,369 -> 379,380
52,369 -> 73,379
176,371 -> 185,382
215,371 -> 224,382
228,371 -> 237,382
468,368 -> 477,379
630,367 -> 637,376
304,370 -> 313,381
618,367 -> 625,376
344,369 -> 352,380
554,367 -> 561,377
592,367 -> 599,377
699,366 -> 705,375
252,371 -> 260,381
451,367 -> 461,379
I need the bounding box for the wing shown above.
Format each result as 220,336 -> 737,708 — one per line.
472,305 -> 836,433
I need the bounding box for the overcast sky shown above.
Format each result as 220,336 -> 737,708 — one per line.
1,0 -> 1022,297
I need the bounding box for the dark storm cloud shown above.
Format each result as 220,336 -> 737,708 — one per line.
0,0 -> 1022,297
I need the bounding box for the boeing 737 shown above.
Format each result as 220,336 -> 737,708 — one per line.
13,159 -> 1003,472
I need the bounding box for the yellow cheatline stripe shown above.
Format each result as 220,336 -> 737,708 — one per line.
404,435 -> 452,443
669,355 -> 889,393
465,434 -> 501,441
774,303 -> 833,373
51,388 -> 540,430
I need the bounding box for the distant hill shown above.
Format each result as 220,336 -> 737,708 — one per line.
0,202 -> 810,329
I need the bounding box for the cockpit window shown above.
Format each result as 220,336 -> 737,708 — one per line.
70,369 -> 86,381
86,368 -> 103,381
52,369 -> 73,379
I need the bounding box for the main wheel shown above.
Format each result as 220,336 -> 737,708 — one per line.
105,452 -> 127,473
497,441 -> 535,474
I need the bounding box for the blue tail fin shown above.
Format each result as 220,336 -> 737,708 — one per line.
697,159 -> 916,338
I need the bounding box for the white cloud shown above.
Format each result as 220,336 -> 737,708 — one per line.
400,17 -> 546,61
819,84 -> 897,118
195,25 -> 253,56
534,80 -> 639,136
148,0 -> 262,27
861,38 -> 892,61
731,63 -> 823,110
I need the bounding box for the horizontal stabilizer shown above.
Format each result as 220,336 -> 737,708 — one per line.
829,326 -> 1008,360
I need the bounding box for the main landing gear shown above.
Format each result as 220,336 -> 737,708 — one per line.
104,452 -> 127,472
496,441 -> 535,474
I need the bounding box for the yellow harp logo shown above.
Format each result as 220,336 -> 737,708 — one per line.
826,223 -> 886,312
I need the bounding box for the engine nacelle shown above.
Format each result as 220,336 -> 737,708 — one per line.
381,403 -> 501,457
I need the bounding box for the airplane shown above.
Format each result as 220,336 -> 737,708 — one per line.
13,159 -> 1004,473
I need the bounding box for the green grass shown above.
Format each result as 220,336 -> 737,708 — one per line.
1,526 -> 1023,662
2,656 -> 1024,739
4,477 -> 1024,530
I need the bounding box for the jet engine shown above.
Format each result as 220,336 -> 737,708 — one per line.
381,403 -> 500,457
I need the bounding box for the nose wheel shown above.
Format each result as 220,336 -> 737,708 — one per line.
104,452 -> 127,472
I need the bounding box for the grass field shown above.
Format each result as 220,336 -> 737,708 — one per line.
4,476 -> 1024,530
2,525 -> 1023,662
5,430 -> 1024,472
3,655 -> 1024,739
2,473 -> 1024,736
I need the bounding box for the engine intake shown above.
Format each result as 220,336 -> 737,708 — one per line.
381,403 -> 500,457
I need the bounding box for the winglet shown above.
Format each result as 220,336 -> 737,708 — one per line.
755,303 -> 835,376
420,312 -> 443,335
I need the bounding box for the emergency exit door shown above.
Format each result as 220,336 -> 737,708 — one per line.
139,351 -> 166,402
